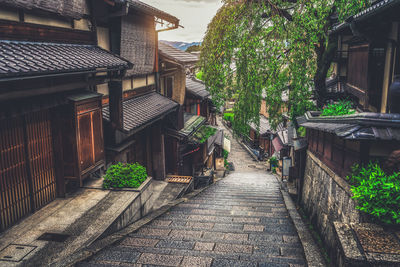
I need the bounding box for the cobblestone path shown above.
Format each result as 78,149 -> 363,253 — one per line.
79,122 -> 306,267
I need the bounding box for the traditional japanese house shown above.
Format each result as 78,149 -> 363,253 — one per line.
158,42 -> 221,177
0,0 -> 132,232
331,0 -> 400,113
295,0 -> 400,261
93,0 -> 181,180
246,91 -> 289,159
158,41 -> 199,126
301,0 -> 400,179
185,78 -> 216,124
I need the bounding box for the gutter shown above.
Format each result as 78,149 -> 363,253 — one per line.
0,68 -> 127,83
300,111 -> 400,128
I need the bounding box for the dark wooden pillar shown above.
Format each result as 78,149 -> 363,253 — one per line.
108,81 -> 123,130
145,128 -> 153,178
51,108 -> 65,197
151,122 -> 166,180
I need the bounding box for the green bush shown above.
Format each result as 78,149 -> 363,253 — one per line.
196,70 -> 204,81
193,126 -> 217,144
321,100 -> 355,117
269,156 -> 278,167
223,112 -> 234,122
297,127 -> 306,138
347,162 -> 400,225
223,149 -> 229,168
103,162 -> 148,189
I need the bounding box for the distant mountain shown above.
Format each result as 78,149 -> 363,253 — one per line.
161,41 -> 201,51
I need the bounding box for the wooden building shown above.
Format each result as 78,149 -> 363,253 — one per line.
0,0 -> 132,232
185,78 -> 215,123
330,0 -> 400,113
92,0 -> 181,180
158,42 -> 221,176
299,0 -> 400,179
245,91 -> 289,160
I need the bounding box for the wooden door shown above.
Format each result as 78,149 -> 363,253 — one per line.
25,110 -> 56,210
0,117 -> 31,232
78,112 -> 94,172
0,109 -> 56,232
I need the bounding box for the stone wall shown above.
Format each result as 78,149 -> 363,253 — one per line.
301,151 -> 361,259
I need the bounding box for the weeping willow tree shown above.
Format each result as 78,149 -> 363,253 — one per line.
200,0 -> 369,133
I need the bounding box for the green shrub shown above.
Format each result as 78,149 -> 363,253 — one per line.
196,71 -> 204,81
103,162 -> 148,189
272,166 -> 277,174
347,162 -> 400,225
321,100 -> 355,117
223,149 -> 229,168
269,156 -> 278,167
193,126 -> 217,144
223,112 -> 234,122
297,127 -> 306,138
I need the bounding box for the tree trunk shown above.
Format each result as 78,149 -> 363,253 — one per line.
314,34 -> 338,108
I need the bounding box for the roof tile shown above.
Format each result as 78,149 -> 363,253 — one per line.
103,92 -> 178,132
159,42 -> 199,65
186,78 -> 210,99
0,40 -> 131,79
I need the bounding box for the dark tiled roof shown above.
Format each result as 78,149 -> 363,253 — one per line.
0,41 -> 132,79
249,115 -> 286,135
331,0 -> 400,33
103,92 -> 178,132
297,111 -> 400,140
353,0 -> 396,20
249,115 -> 271,135
159,42 -> 199,65
127,0 -> 179,25
0,0 -> 88,19
186,78 -> 210,99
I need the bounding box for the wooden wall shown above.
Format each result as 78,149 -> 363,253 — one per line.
306,129 -> 361,178
0,109 -> 57,232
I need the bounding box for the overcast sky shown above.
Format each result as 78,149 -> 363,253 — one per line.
142,0 -> 223,43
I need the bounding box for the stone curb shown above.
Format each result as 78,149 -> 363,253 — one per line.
58,184 -> 216,267
275,175 -> 327,267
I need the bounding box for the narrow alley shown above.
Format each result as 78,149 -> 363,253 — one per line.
78,123 -> 306,267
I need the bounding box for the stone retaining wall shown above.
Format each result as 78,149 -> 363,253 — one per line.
100,177 -> 154,238
301,151 -> 361,260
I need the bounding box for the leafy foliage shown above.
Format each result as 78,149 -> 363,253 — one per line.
297,127 -> 306,138
321,100 -> 355,117
223,112 -> 235,123
200,0 -> 369,134
103,162 -> 147,189
196,70 -> 204,81
347,162 -> 400,225
223,149 -> 229,168
193,126 -> 217,144
186,44 -> 201,53
269,156 -> 278,167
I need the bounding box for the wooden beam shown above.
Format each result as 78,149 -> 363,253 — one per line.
0,81 -> 89,101
0,19 -> 95,44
